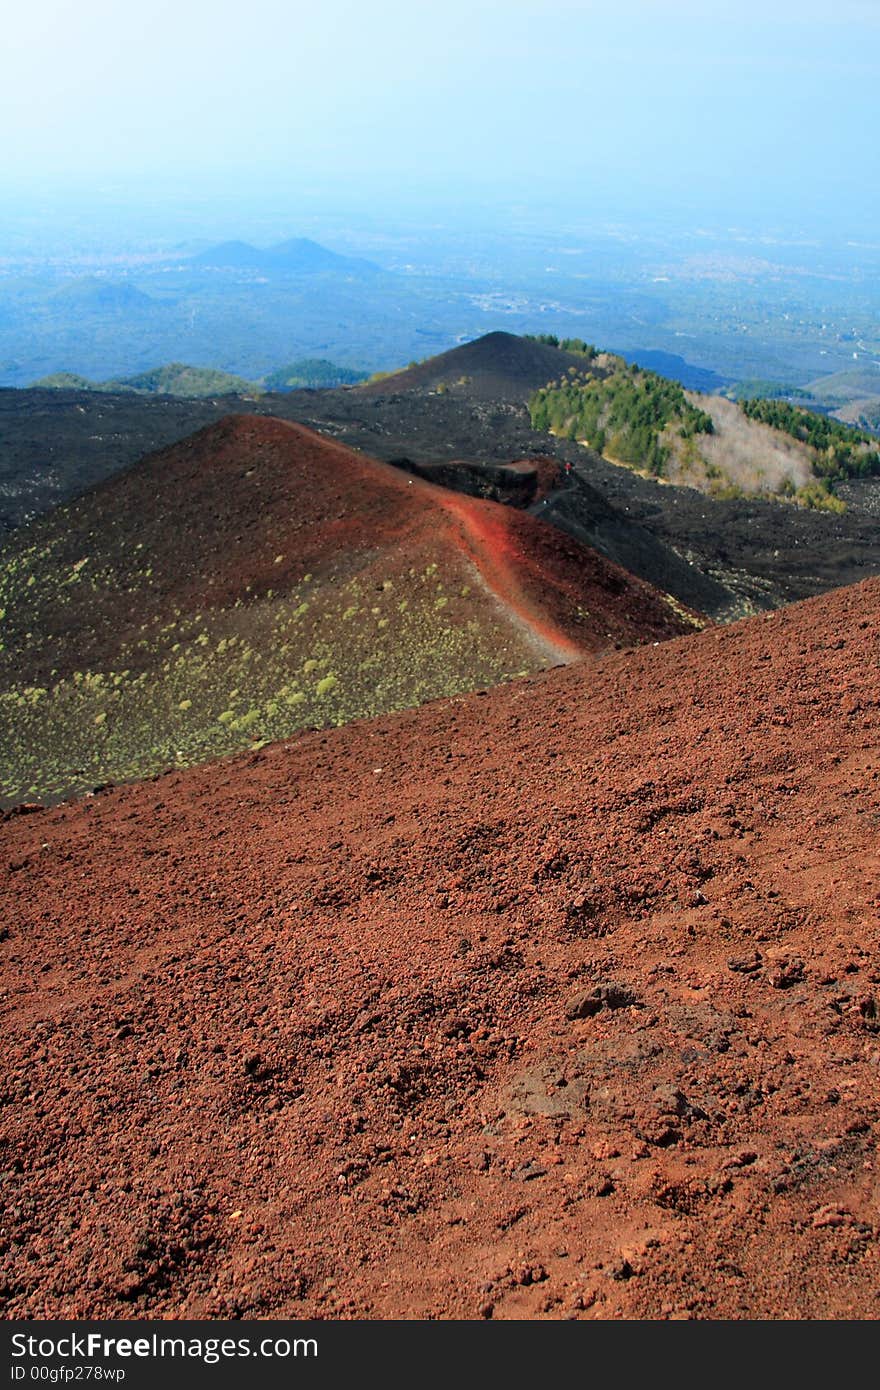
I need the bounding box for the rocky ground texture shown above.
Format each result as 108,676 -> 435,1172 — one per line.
1,577 -> 879,1319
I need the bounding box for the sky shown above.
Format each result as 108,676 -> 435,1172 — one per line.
3,1 -> 878,235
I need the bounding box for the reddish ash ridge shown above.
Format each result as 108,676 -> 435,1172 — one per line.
435,489 -> 585,662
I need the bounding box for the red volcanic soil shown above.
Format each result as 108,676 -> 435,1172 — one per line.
6,415 -> 690,687
438,492 -> 594,662
2,579 -> 880,1320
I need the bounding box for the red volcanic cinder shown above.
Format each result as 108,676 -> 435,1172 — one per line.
2,574 -> 879,1319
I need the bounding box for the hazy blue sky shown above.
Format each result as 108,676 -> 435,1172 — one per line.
4,1 -> 878,232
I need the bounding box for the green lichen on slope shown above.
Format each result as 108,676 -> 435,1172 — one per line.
0,540 -> 537,805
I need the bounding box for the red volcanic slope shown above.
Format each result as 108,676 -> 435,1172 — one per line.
2,579 -> 880,1320
6,415 -> 691,682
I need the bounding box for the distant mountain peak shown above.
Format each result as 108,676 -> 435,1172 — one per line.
190,236 -> 378,275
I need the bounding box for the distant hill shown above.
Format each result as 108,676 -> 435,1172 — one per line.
49,278 -> 155,312
30,372 -> 94,391
267,237 -> 378,274
361,331 -> 594,401
191,237 -> 379,276
802,365 -> 880,433
33,359 -> 366,397
103,363 -> 260,397
0,415 -> 694,806
32,363 -> 260,398
834,398 -> 880,434
804,363 -> 880,405
189,240 -> 268,269
263,358 -> 368,391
